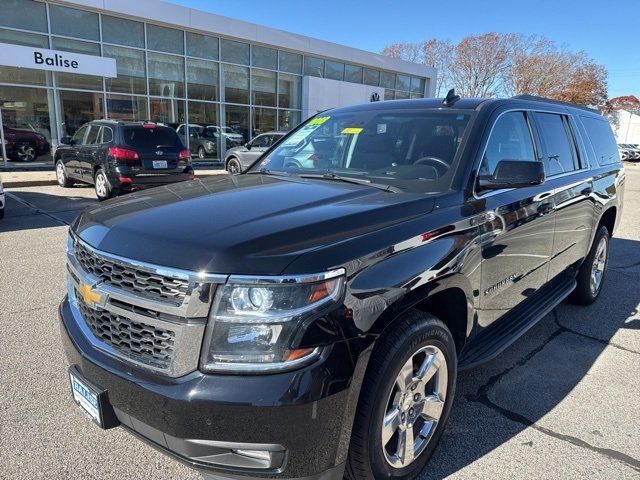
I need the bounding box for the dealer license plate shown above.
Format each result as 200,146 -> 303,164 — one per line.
69,371 -> 102,426
152,160 -> 168,169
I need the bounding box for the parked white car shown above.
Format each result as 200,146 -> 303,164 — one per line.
0,175 -> 5,219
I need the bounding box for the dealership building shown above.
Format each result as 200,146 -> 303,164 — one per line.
0,0 -> 435,168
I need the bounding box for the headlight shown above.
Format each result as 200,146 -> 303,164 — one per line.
200,269 -> 345,373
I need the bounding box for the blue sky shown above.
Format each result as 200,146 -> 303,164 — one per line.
173,0 -> 639,99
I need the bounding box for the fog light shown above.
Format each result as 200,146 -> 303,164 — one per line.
233,449 -> 272,462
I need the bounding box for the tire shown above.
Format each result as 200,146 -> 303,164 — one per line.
12,144 -> 37,162
568,225 -> 610,305
226,157 -> 241,174
55,160 -> 74,188
197,146 -> 206,160
94,169 -> 112,201
345,310 -> 457,480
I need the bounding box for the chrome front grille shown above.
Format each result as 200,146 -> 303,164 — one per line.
66,233 -> 227,377
73,239 -> 189,305
77,295 -> 175,369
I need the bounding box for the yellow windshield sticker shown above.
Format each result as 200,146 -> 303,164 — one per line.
342,127 -> 363,134
308,116 -> 330,126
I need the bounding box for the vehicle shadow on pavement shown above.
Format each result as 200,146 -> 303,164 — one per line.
420,236 -> 640,478
0,187 -> 97,233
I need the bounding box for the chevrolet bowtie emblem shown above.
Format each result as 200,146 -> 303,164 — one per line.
79,284 -> 102,307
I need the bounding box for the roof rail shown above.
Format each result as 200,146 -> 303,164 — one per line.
512,95 -> 600,114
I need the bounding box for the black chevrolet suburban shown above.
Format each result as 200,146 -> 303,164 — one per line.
59,93 -> 624,480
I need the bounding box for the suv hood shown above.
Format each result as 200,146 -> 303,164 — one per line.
73,174 -> 435,275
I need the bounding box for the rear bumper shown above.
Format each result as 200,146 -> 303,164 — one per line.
59,296 -> 361,479
107,167 -> 194,190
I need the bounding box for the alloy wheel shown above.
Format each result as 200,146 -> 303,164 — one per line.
56,162 -> 66,184
95,172 -> 108,198
228,159 -> 240,174
17,145 -> 36,161
382,345 -> 448,468
590,237 -> 607,295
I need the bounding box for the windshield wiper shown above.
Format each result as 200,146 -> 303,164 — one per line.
296,173 -> 401,193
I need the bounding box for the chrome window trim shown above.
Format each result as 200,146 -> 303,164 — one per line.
472,107 -> 593,200
228,268 -> 346,285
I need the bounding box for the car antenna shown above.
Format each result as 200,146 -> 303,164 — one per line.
442,88 -> 461,107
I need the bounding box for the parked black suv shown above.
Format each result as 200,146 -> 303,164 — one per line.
55,120 -> 194,200
59,93 -> 624,480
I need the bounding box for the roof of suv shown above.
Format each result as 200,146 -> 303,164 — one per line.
333,95 -> 602,117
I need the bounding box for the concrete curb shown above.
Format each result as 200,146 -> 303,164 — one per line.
2,170 -> 228,188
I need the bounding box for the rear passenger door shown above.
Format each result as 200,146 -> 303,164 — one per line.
64,125 -> 89,179
531,112 -> 595,280
79,125 -> 101,181
476,111 -> 556,327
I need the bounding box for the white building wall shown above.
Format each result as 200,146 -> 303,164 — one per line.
302,77 -> 385,119
615,110 -> 640,144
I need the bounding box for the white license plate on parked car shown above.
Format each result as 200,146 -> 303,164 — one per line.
69,372 -> 101,426
152,160 -> 168,169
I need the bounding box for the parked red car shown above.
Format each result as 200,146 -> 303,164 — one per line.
3,126 -> 50,162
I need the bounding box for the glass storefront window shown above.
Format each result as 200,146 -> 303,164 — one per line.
104,45 -> 146,95
251,69 -> 276,107
411,93 -> 423,99
395,90 -> 410,100
187,58 -> 218,102
148,52 -> 185,98
187,32 -> 218,60
102,15 -> 144,48
251,45 -> 277,70
304,56 -> 324,77
396,74 -> 411,92
49,5 -> 99,41
277,109 -> 301,132
104,94 -> 148,121
187,101 -> 220,160
345,64 -> 363,84
325,60 -> 344,81
52,38 -> 103,90
380,71 -> 396,89
384,89 -> 395,100
147,24 -> 184,55
221,39 -> 250,65
279,51 -> 302,74
222,64 -> 249,104
0,0 -> 47,32
278,73 -> 301,109
149,97 -> 185,126
0,30 -> 50,85
252,107 -> 276,136
223,104 -> 249,144
0,85 -> 55,166
363,68 -> 380,87
59,90 -> 103,137
410,77 -> 425,94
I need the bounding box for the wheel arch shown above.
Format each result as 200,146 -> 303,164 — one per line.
597,206 -> 617,237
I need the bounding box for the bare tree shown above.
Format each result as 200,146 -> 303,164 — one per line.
381,33 -> 609,106
422,39 -> 454,97
380,42 -> 423,63
450,33 -> 511,97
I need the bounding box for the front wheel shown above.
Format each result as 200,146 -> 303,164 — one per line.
226,157 -> 241,174
569,225 -> 610,305
345,310 -> 457,480
197,146 -> 206,159
94,169 -> 112,201
55,160 -> 74,187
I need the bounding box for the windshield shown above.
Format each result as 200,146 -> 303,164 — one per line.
249,109 -> 473,193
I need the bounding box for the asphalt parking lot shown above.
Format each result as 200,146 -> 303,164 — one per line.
1,168 -> 639,480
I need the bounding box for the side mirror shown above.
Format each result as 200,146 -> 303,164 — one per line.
478,160 -> 545,190
60,136 -> 73,145
245,142 -> 251,150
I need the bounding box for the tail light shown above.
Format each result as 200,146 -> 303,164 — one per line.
179,149 -> 191,160
142,122 -> 157,129
109,147 -> 139,161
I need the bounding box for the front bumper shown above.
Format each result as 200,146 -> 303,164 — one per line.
59,296 -> 358,479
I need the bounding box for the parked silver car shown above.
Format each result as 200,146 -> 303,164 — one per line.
224,131 -> 285,173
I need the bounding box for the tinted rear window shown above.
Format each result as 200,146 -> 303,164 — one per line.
580,116 -> 620,166
121,126 -> 181,149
